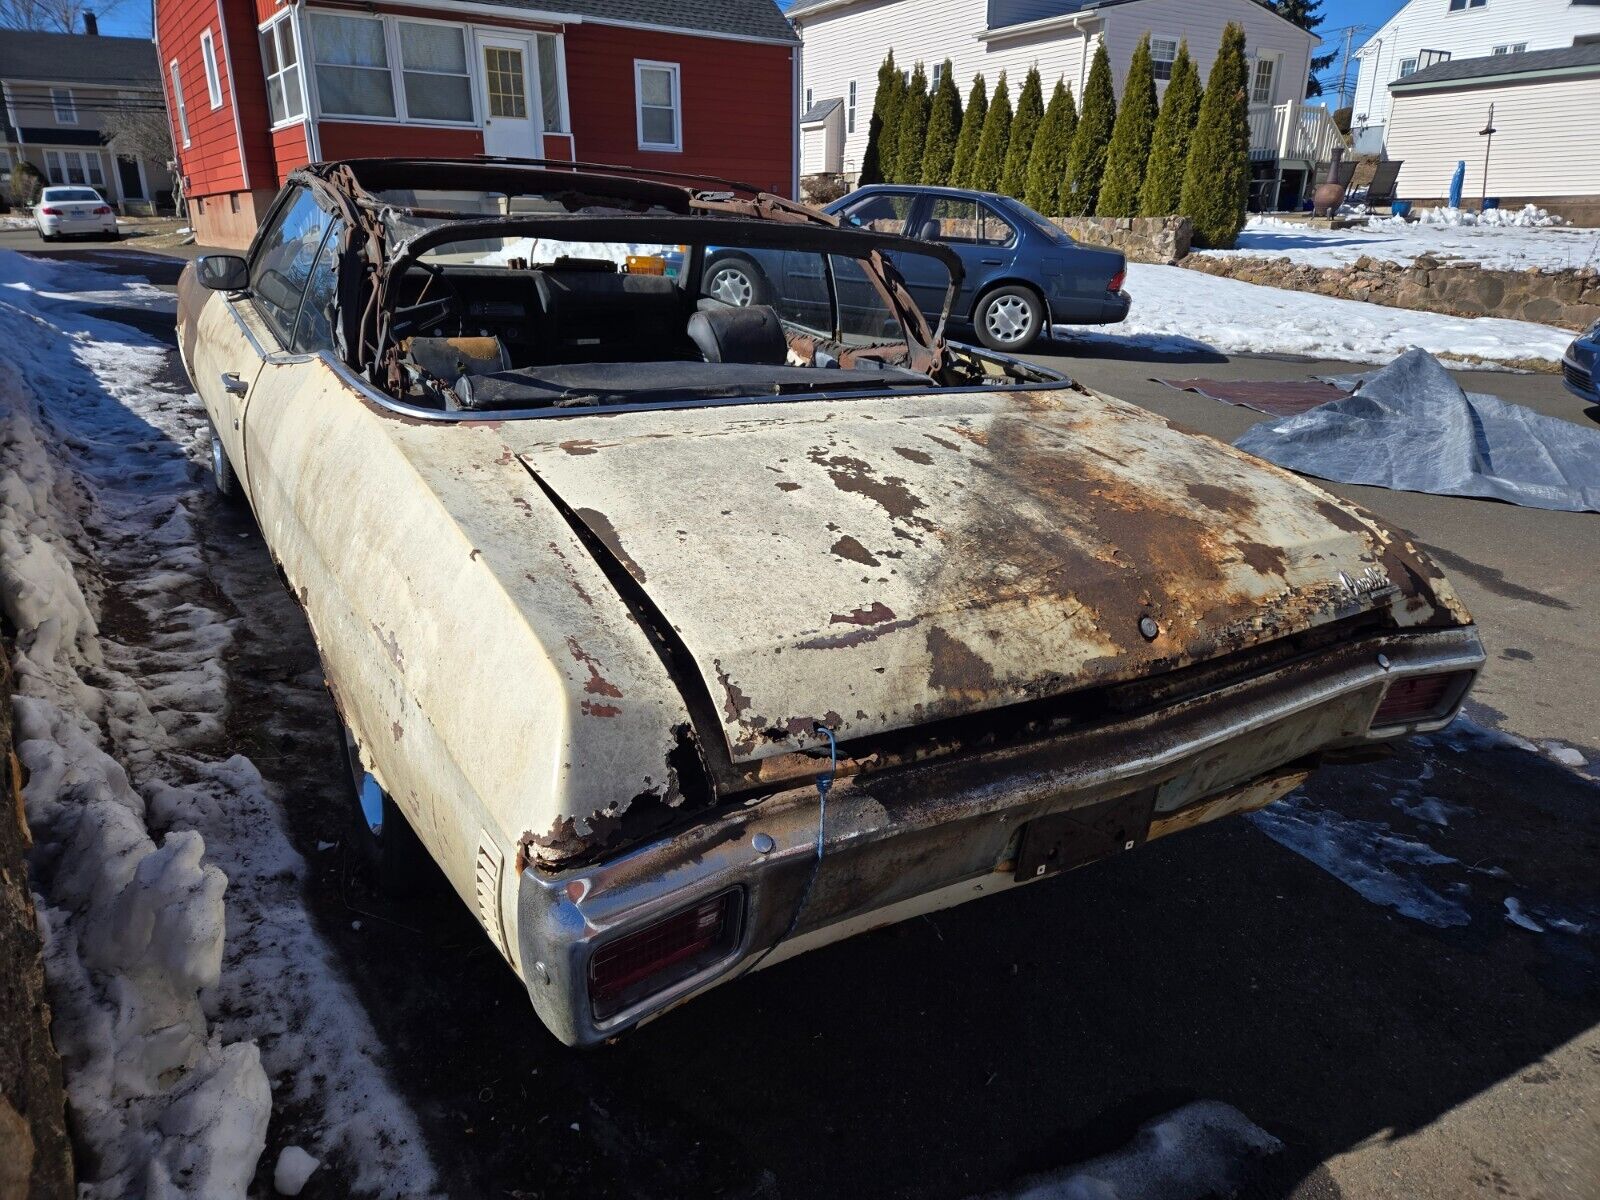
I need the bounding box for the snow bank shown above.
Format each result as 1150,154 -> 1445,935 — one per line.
973,1101 -> 1281,1200
1193,211 -> 1597,273
1412,203 -> 1567,229
1055,263 -> 1574,368
0,249 -> 436,1196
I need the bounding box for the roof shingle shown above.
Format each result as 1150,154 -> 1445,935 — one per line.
475,0 -> 796,43
1392,42 -> 1600,90
0,29 -> 158,87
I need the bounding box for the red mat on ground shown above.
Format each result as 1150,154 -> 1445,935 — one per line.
1154,377 -> 1348,417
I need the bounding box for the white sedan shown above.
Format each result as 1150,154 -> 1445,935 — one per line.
34,186 -> 119,241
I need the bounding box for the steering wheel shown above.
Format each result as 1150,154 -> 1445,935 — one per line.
391,262 -> 463,339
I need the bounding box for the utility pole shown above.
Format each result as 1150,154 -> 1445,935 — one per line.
1335,25 -> 1357,108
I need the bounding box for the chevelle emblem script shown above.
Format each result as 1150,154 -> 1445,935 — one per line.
1339,567 -> 1399,603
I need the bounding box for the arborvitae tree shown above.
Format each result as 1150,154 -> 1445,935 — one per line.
921,60 -> 963,185
967,72 -> 1012,193
999,65 -> 1044,199
1097,33 -> 1158,216
1180,21 -> 1252,248
1025,79 -> 1075,214
950,74 -> 987,187
1061,43 -> 1115,215
1140,41 -> 1201,216
891,62 -> 930,184
859,51 -> 903,185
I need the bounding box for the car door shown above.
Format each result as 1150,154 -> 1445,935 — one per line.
192,186 -> 334,497
906,196 -> 1019,322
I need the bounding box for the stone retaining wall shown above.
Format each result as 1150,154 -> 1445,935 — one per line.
1049,215 -> 1192,265
1184,253 -> 1600,332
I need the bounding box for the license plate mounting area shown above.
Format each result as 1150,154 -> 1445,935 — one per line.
1014,788 -> 1157,882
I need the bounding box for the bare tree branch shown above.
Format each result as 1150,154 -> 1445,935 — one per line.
0,0 -> 127,34
102,105 -> 172,162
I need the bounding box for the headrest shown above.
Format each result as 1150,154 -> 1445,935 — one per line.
687,304 -> 787,365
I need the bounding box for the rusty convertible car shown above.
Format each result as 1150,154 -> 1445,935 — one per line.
176,158 -> 1484,1046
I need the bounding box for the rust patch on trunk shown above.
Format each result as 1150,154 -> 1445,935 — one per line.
567,636 -> 623,698
926,627 -> 996,699
806,449 -> 932,531
830,601 -> 896,626
830,535 -> 881,566
894,445 -> 934,465
370,622 -> 405,672
574,506 -> 648,583
796,618 -> 919,650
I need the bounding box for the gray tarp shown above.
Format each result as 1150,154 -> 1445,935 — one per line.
1233,348 -> 1600,513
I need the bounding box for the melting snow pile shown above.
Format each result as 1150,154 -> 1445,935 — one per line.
1411,204 -> 1567,229
973,1101 -> 1281,1200
0,250 -> 436,1196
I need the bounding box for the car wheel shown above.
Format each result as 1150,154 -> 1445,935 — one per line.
705,255 -> 770,307
340,722 -> 429,898
974,285 -> 1045,352
207,419 -> 242,500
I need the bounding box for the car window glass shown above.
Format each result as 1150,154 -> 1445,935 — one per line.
831,254 -> 904,344
44,188 -> 102,202
840,192 -> 915,234
250,187 -> 334,346
922,198 -> 1017,248
292,221 -> 342,353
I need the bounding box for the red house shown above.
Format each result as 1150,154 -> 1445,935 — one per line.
154,0 -> 799,247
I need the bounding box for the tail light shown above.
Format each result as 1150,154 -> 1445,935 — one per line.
589,889 -> 741,1020
40,207 -> 60,215
1371,671 -> 1472,728
1108,269 -> 1127,293
94,206 -> 112,215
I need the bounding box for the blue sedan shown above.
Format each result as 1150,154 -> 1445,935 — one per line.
702,185 -> 1130,352
1563,320 -> 1600,406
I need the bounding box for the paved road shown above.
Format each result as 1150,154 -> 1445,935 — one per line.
20,242 -> 1599,1200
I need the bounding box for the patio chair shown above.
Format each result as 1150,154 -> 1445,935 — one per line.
1364,159 -> 1404,209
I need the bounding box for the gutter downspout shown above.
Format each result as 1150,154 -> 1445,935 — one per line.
791,43 -> 800,199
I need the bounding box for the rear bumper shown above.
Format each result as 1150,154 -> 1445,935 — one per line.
516,625 -> 1482,1046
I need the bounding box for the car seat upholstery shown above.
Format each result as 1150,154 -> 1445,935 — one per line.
687,303 -> 788,364
532,269 -> 688,361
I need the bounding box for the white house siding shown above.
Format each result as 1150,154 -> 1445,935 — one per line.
1099,0 -> 1312,105
1352,0 -> 1600,147
1387,74 -> 1600,218
796,0 -> 1311,179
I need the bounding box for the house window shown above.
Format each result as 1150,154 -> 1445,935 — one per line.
168,61 -> 190,145
307,13 -> 395,118
1151,37 -> 1179,82
1491,43 -> 1526,54
397,21 -> 472,122
847,80 -> 856,133
1398,57 -> 1418,77
260,15 -> 306,125
1447,0 -> 1486,10
1250,56 -> 1276,104
536,34 -> 565,132
805,86 -> 813,111
51,88 -> 76,124
201,29 -> 223,109
931,62 -> 942,90
635,60 -> 681,151
44,150 -> 105,188
1419,48 -> 1452,67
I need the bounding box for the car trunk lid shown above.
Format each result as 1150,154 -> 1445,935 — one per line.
512,385 -> 1413,765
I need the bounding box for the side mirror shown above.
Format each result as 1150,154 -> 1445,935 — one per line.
196,254 -> 249,292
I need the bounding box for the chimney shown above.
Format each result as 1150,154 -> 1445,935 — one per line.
83,10 -> 98,34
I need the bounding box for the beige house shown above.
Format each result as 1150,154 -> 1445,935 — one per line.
0,24 -> 175,214
1386,44 -> 1600,226
790,0 -> 1335,209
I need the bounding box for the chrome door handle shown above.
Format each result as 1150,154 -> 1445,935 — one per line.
220,371 -> 248,397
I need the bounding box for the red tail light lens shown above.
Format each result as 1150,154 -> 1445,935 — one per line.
40,207 -> 60,215
589,890 -> 741,1020
1372,671 -> 1471,728
1108,269 -> 1127,293
94,206 -> 112,215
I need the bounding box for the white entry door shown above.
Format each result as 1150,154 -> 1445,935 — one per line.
478,33 -> 540,158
